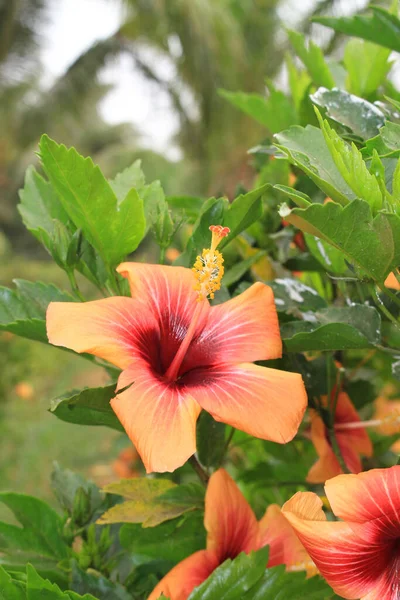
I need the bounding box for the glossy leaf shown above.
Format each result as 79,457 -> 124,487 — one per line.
120,513 -> 206,564
188,547 -> 270,600
279,199 -> 400,282
281,304 -> 381,352
49,385 -> 123,431
274,125 -> 355,204
311,88 -> 385,140
98,478 -> 201,527
314,6 -> 400,53
0,280 -> 74,342
220,185 -> 268,248
305,233 -> 347,275
315,109 -> 383,212
268,278 -> 327,313
287,30 -> 335,89
39,135 -> 146,266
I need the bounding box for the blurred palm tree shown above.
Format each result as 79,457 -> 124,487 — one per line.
0,0 -> 379,244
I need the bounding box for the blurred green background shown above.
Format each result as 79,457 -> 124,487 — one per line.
0,0 -> 382,505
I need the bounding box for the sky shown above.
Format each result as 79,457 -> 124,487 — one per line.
40,0 -> 181,158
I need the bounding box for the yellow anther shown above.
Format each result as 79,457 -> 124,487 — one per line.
192,226 -> 230,301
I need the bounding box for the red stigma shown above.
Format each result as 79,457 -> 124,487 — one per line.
209,225 -> 230,238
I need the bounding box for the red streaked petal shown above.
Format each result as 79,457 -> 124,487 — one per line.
117,262 -> 209,372
182,283 -> 282,371
307,392 -> 373,484
259,504 -> 313,571
185,363 -> 307,444
204,469 -> 259,562
110,360 -> 201,473
325,467 -> 400,543
335,392 -> 373,457
282,492 -> 391,599
148,549 -> 219,600
47,297 -> 159,369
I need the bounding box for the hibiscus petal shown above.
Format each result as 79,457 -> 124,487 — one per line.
259,504 -> 313,571
282,492 -> 390,599
204,469 -> 259,562
325,467 -> 400,543
335,392 -> 372,457
148,549 -> 219,600
111,360 -> 201,473
47,297 -> 159,369
117,262 -> 209,372
185,363 -> 307,443
306,413 -> 343,484
182,283 -> 281,371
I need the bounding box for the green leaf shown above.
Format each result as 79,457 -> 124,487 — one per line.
243,566 -> 333,600
344,39 -> 392,98
219,85 -> 297,133
311,88 -> 385,140
363,122 -> 400,159
71,562 -> 130,600
0,280 -> 74,342
0,494 -> 68,573
39,135 -> 146,266
120,513 -> 206,564
285,52 -> 312,113
98,478 -> 200,527
287,30 -> 335,89
221,185 -> 268,248
315,109 -> 383,213
26,565 -> 98,600
157,483 -> 205,510
268,278 -> 327,313
274,125 -> 355,204
49,385 -> 123,431
108,160 -> 145,201
188,547 -> 270,600
50,464 -> 104,522
305,233 -> 347,275
18,166 -> 70,251
0,565 -> 26,600
177,185 -> 267,266
281,305 -> 381,352
279,199 -> 400,281
223,252 -> 267,287
314,6 -> 400,53
166,195 -> 204,223
196,412 -> 227,469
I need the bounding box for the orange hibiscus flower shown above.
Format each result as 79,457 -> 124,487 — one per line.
307,390 -> 372,483
283,466 -> 400,600
47,226 -> 307,473
149,468 -> 314,600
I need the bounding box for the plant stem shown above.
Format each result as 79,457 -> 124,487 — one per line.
378,283 -> 400,310
188,455 -> 209,486
328,427 -> 350,473
67,270 -> 85,302
370,284 -> 400,329
159,246 -> 166,265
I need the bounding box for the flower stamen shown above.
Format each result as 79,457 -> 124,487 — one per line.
335,409 -> 400,434
192,225 -> 230,301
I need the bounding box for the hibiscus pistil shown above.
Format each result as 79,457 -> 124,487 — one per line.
164,226 -> 230,382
